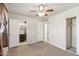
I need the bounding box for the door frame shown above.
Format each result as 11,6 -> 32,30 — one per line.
66,16 -> 76,50
19,21 -> 27,45
9,19 -> 28,48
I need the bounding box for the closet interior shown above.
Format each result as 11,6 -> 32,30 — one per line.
66,17 -> 76,53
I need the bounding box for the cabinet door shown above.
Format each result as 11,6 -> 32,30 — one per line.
0,3 -> 4,56
9,19 -> 19,48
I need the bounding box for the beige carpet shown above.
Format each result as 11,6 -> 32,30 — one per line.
7,41 -> 78,56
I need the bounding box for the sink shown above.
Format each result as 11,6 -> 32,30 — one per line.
0,24 -> 5,34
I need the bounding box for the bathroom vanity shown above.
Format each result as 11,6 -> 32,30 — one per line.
0,3 -> 9,56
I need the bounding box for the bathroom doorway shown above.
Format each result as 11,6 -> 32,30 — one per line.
66,17 -> 76,53
19,21 -> 27,46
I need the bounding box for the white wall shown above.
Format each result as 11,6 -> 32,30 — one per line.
48,13 -> 66,49
9,13 -> 43,45
27,18 -> 43,44
48,6 -> 79,54
9,19 -> 20,48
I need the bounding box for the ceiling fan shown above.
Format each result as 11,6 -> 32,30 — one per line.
30,4 -> 54,16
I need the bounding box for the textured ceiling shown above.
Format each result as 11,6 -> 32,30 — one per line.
5,3 -> 79,17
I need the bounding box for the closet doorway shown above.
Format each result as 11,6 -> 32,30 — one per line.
19,21 -> 27,46
66,17 -> 76,53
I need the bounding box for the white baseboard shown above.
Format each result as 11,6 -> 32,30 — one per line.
47,40 -> 79,55
46,40 -> 66,50
27,40 -> 43,44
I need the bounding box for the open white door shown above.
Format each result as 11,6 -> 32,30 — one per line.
9,19 -> 19,48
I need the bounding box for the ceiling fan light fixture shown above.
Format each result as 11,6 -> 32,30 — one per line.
39,5 -> 44,12
38,11 -> 45,16
30,4 -> 53,17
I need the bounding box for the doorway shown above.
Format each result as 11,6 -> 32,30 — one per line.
66,17 -> 76,53
19,21 -> 27,46
43,22 -> 48,42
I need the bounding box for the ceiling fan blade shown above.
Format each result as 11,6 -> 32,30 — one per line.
30,10 -> 37,12
46,9 -> 54,12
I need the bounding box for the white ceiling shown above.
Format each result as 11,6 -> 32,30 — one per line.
5,3 -> 79,17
